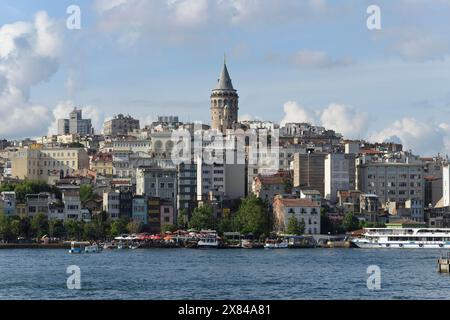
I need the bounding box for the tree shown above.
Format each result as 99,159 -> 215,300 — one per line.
48,219 -> 65,238
64,220 -> 84,240
80,185 -> 95,203
189,204 -> 216,231
235,195 -> 272,238
126,220 -> 143,234
83,222 -> 98,240
218,215 -> 237,234
109,217 -> 129,237
286,215 -> 305,235
0,215 -> 12,241
343,212 -> 360,232
161,224 -> 176,234
30,213 -> 49,240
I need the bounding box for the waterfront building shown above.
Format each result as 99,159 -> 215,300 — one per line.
0,191 -> 16,216
337,190 -> 362,214
423,157 -> 444,207
273,195 -> 321,235
103,114 -> 140,136
324,153 -> 355,203
293,152 -> 326,197
359,193 -> 380,222
26,193 -> 53,218
63,190 -> 81,220
196,161 -> 246,202
442,163 -> 450,207
357,161 -> 424,206
103,190 -> 120,220
177,163 -> 197,215
160,199 -> 175,229
132,195 -> 148,224
210,59 -> 239,132
252,174 -> 287,203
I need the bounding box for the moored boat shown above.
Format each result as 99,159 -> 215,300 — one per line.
264,239 -> 288,249
351,228 -> 450,249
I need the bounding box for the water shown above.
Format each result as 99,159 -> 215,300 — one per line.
0,248 -> 449,300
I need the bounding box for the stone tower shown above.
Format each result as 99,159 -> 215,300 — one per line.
210,59 -> 239,132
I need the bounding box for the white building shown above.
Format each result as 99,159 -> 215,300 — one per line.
443,164 -> 450,207
63,190 -> 81,220
103,190 -> 120,220
273,196 -> 321,235
196,161 -> 245,201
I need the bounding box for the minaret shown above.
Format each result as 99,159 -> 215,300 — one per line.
210,57 -> 239,132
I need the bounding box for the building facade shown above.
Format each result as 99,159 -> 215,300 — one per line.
103,114 -> 140,136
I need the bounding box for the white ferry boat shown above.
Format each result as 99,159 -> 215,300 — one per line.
351,228 -> 450,249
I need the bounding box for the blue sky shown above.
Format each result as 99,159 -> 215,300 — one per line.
1,0 -> 450,156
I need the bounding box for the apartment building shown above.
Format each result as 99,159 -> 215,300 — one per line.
324,153 -> 355,203
293,152 -> 326,197
103,114 -> 140,136
273,195 -> 321,235
11,147 -> 89,182
357,162 -> 424,206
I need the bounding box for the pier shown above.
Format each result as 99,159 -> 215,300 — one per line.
438,252 -> 450,273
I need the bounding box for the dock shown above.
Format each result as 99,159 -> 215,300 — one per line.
438,253 -> 450,273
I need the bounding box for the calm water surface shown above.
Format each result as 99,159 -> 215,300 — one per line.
0,248 -> 449,300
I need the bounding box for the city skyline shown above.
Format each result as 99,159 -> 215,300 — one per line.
1,0 -> 450,157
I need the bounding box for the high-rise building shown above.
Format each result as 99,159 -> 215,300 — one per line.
57,108 -> 93,136
293,152 -> 326,197
210,59 -> 239,132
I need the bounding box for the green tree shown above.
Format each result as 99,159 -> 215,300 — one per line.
0,215 -> 13,241
48,219 -> 65,238
189,204 -> 216,231
109,217 -> 129,237
161,224 -> 176,234
286,215 -> 305,235
64,220 -> 84,240
343,212 -> 360,232
126,220 -> 143,234
218,215 -> 236,234
235,195 -> 272,238
30,213 -> 49,240
83,222 -> 98,240
80,185 -> 95,203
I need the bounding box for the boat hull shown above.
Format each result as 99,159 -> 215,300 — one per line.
352,240 -> 450,249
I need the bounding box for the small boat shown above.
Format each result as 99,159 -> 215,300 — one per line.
264,239 -> 289,249
85,244 -> 102,253
103,243 -> 117,250
129,243 -> 141,250
69,241 -> 86,254
197,237 -> 219,248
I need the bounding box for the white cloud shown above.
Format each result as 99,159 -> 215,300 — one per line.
280,101 -> 367,139
0,11 -> 62,138
393,36 -> 449,61
320,103 -> 368,139
280,101 -> 317,126
93,0 -> 334,46
370,117 -> 450,156
290,49 -> 354,68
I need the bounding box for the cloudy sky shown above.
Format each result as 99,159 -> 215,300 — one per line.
1,0 -> 450,156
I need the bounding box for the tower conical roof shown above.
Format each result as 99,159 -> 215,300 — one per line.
215,61 -> 235,91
